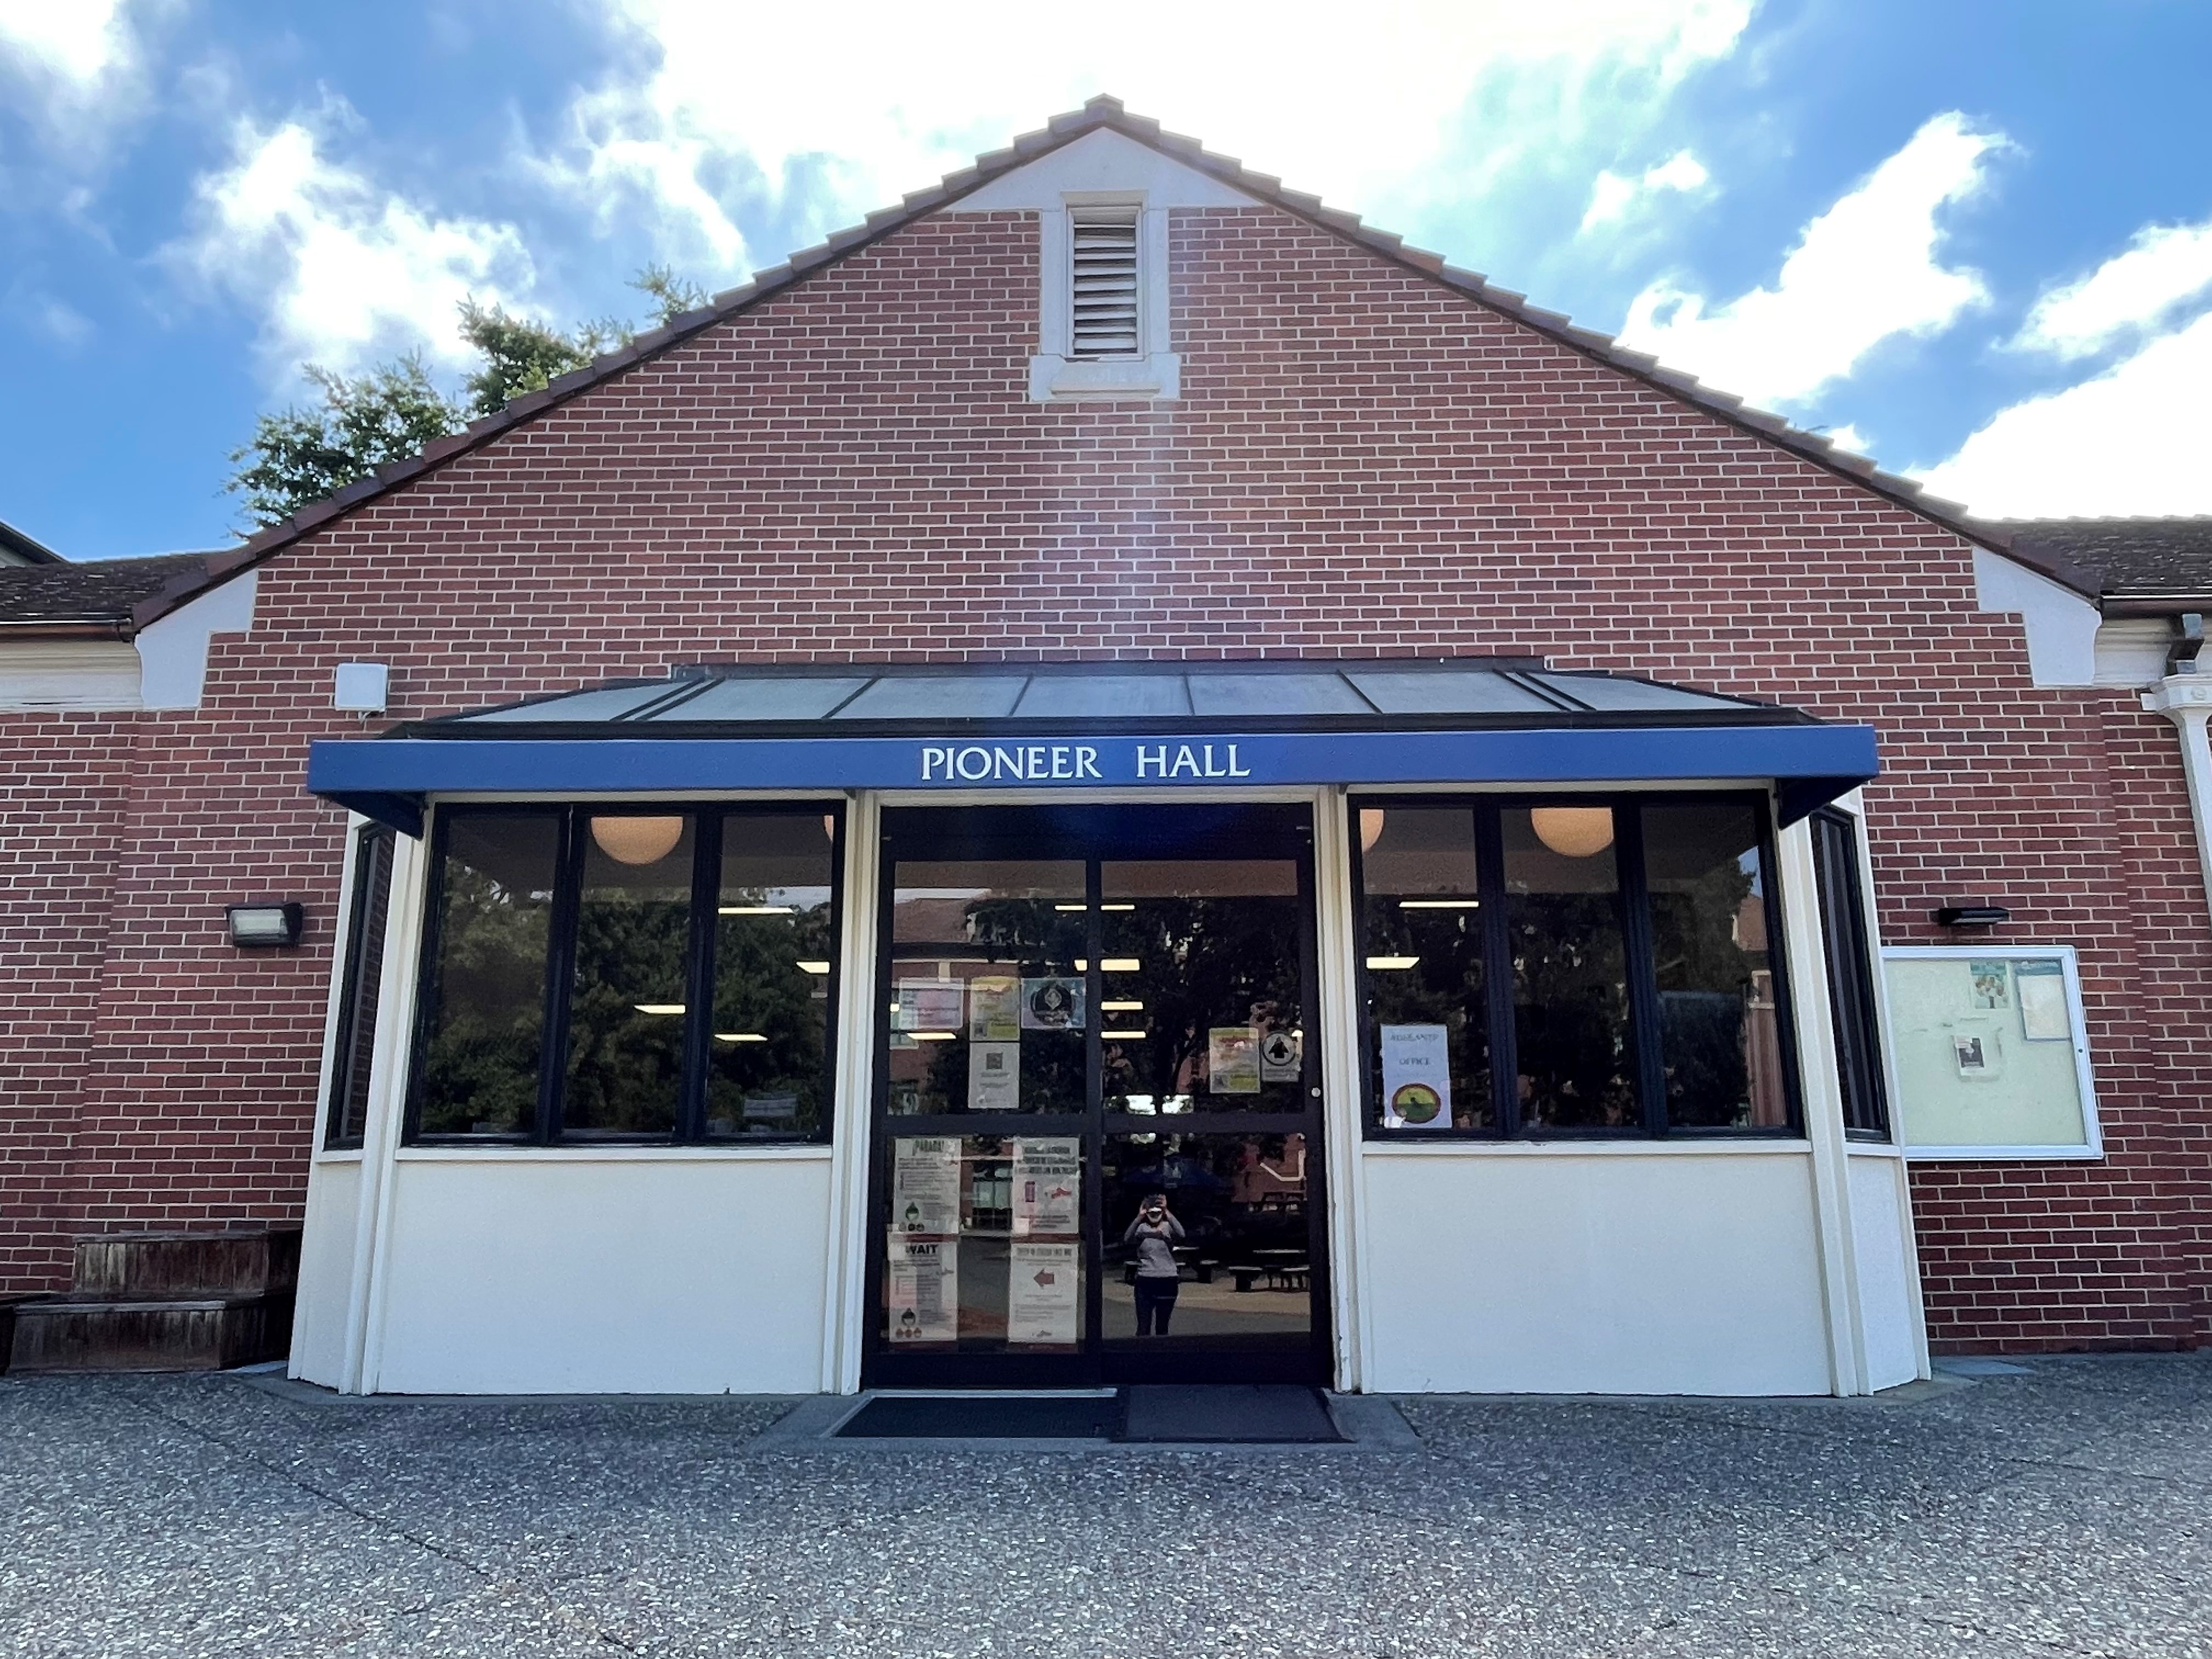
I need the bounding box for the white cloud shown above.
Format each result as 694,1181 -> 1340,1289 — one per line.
1580,149 -> 1709,233
551,0 -> 1755,278
0,0 -> 169,141
1617,112 -> 2007,409
2012,217 -> 2212,361
167,111 -> 537,382
1914,307 -> 2212,517
1821,422 -> 1870,457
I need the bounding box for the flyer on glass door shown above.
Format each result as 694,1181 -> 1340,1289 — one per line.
1008,1242 -> 1080,1345
886,1236 -> 957,1343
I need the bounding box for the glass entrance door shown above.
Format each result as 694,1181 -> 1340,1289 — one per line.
866,804 -> 1328,1387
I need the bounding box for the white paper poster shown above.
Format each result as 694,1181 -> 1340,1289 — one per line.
1012,1137 -> 1081,1236
1380,1023 -> 1452,1128
890,1137 -> 961,1234
1007,1242 -> 1080,1345
968,1041 -> 1021,1111
968,975 -> 1022,1041
2016,959 -> 2069,1041
885,1235 -> 957,1344
894,979 -> 965,1032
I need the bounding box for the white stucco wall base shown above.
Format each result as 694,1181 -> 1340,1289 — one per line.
367,1155 -> 832,1395
290,1158 -> 363,1388
1356,1148 -> 1832,1395
1847,1152 -> 1924,1390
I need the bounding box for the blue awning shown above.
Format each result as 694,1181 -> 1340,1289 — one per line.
307,660 -> 1877,835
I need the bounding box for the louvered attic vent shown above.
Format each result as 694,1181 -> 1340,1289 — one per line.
1069,207 -> 1142,359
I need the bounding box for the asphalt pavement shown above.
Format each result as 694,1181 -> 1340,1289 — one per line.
2,1354 -> 2207,1657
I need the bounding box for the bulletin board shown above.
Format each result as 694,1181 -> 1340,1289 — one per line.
1881,946 -> 2102,1160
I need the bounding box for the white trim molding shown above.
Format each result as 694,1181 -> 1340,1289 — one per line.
1973,547 -> 2100,687
2145,675 -> 2212,929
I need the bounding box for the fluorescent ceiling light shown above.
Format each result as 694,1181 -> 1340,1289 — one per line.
634,1003 -> 687,1015
1365,957 -> 1420,970
720,904 -> 794,915
795,960 -> 832,975
1102,1030 -> 1148,1040
1074,958 -> 1141,972
1054,902 -> 1137,911
714,1032 -> 767,1043
1102,1000 -> 1144,1012
909,1030 -> 957,1042
1400,899 -> 1481,909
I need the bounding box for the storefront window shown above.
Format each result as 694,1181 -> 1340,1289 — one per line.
1355,808 -> 1492,1130
414,812 -> 560,1138
1810,809 -> 1890,1140
1644,802 -> 1788,1129
708,815 -> 839,1138
1504,805 -> 1637,1130
561,815 -> 697,1138
408,804 -> 841,1144
324,823 -> 396,1148
1354,794 -> 1799,1139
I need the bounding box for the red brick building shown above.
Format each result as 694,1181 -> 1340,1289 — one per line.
2,100 -> 2205,1392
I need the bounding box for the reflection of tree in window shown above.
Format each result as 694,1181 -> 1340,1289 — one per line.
563,831 -> 692,1137
1505,810 -> 1635,1129
1104,894 -> 1300,1107
916,894 -> 1085,1113
707,887 -> 834,1136
1645,804 -> 1785,1128
418,816 -> 557,1136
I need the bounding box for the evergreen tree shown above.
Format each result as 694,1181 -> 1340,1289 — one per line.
225,266 -> 708,531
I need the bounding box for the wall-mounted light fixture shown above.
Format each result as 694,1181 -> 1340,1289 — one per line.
1932,904 -> 2011,928
227,902 -> 304,947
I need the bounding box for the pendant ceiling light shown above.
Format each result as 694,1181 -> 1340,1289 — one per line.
1359,809 -> 1386,853
1530,806 -> 1614,859
591,815 -> 685,866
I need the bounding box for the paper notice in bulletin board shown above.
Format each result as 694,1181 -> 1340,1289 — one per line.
1881,951 -> 2095,1153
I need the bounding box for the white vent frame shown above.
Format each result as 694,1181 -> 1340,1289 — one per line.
1030,190 -> 1180,402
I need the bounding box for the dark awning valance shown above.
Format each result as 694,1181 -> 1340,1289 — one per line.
307,659 -> 1878,836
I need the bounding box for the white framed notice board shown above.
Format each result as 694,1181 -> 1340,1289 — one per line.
1881,945 -> 2102,1160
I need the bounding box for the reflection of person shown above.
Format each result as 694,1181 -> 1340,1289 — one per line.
1124,1193 -> 1185,1335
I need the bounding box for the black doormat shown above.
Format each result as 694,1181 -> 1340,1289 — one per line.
836,1387 -> 1342,1443
1121,1384 -> 1342,1443
837,1393 -> 1122,1439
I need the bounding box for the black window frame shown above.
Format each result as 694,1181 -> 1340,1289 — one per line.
1351,790 -> 1805,1141
402,799 -> 845,1148
323,821 -> 397,1150
1809,806 -> 1893,1142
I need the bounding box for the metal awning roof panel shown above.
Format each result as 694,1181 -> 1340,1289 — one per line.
308,659 -> 1878,836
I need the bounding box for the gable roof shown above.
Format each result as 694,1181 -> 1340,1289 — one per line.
0,518 -> 64,566
0,550 -> 246,637
1996,518 -> 2212,609
139,96 -> 2100,627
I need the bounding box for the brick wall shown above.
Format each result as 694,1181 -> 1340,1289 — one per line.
0,715 -> 136,1286
3,200 -> 2205,1347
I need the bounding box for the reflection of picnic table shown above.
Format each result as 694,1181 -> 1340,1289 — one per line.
1224,1260 -> 1311,1292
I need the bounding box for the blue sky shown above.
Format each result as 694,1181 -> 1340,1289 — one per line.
4,0 -> 2210,560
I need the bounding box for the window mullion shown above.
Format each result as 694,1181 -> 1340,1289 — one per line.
1754,799 -> 1808,1136
1477,802 -> 1519,1137
537,809 -> 585,1145
677,812 -> 723,1142
1615,802 -> 1668,1137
